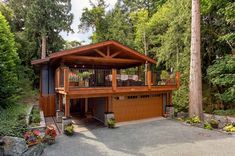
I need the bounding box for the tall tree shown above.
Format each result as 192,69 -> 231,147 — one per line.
189,0 -> 203,118
25,0 -> 73,58
0,12 -> 19,108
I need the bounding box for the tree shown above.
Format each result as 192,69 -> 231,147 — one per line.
63,40 -> 82,50
207,55 -> 235,108
189,0 -> 203,118
25,0 -> 73,58
0,13 -> 19,108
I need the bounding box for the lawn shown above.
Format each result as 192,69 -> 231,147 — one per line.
0,104 -> 30,138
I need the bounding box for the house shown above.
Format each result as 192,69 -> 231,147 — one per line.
32,40 -> 179,123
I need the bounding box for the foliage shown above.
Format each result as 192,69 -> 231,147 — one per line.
185,116 -> 201,124
107,118 -> 115,128
0,104 -> 30,138
204,122 -> 213,130
209,119 -> 219,129
30,107 -> 40,125
24,129 -> 42,145
45,126 -> 57,139
213,109 -> 235,117
223,124 -> 235,132
160,70 -> 170,80
64,123 -> 74,136
63,40 -> 82,50
0,12 -> 19,108
207,55 -> 235,105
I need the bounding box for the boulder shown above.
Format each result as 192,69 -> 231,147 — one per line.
22,144 -> 44,156
2,136 -> 28,156
214,115 -> 228,129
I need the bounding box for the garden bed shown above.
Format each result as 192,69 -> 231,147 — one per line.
0,104 -> 30,138
27,105 -> 46,131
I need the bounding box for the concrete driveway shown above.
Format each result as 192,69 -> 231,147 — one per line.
42,118 -> 235,156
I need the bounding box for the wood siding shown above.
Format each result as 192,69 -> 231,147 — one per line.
39,94 -> 55,117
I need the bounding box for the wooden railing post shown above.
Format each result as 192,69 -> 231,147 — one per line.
147,69 -> 152,90
64,67 -> 69,92
175,72 -> 180,88
112,69 -> 117,91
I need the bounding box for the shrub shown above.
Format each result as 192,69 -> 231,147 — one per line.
209,119 -> 219,129
24,129 -> 41,145
213,109 -> 235,117
185,116 -> 201,124
223,124 -> 235,132
204,122 -> 213,130
64,123 -> 74,136
107,118 -> 115,128
0,104 -> 29,138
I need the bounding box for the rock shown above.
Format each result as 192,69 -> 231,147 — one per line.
214,115 -> 228,129
2,136 -> 28,156
227,116 -> 235,124
177,112 -> 189,119
22,144 -> 44,156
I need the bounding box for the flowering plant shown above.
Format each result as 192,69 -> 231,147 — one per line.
45,125 -> 57,139
24,129 -> 41,145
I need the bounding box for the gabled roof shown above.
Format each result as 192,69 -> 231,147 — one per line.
31,40 -> 156,68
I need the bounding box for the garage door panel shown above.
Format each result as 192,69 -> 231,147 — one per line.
113,95 -> 163,122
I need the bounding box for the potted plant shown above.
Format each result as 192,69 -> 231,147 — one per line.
209,119 -> 219,129
64,123 -> 74,136
160,70 -> 170,85
44,126 -> 57,145
77,71 -> 91,87
107,118 -> 115,128
24,129 -> 42,146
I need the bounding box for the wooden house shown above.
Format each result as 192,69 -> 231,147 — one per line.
32,40 -> 179,123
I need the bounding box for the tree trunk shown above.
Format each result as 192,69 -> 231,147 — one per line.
41,35 -> 46,59
189,0 -> 203,119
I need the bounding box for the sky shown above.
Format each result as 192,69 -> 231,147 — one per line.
60,0 -> 117,44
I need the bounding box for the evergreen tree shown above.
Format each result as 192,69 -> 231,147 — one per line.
0,13 -> 19,108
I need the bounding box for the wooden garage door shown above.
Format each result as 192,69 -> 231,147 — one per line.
112,94 -> 163,122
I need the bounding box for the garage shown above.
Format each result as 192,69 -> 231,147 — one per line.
112,94 -> 163,122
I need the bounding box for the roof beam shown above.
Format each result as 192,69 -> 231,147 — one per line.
94,49 -> 106,57
107,46 -> 110,57
110,51 -> 122,58
63,56 -> 143,64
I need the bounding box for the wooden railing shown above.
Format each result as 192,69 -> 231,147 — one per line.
55,66 -> 180,93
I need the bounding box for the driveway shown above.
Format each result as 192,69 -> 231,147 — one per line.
42,118 -> 235,156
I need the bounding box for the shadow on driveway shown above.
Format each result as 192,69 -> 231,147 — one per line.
42,119 -> 235,156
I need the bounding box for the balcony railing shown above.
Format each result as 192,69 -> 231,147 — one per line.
55,66 -> 180,92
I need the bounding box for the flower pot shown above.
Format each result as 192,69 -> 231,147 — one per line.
47,138 -> 55,145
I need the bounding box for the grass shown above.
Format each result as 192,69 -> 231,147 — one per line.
0,104 -> 30,138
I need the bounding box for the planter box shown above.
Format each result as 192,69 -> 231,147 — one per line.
27,105 -> 46,131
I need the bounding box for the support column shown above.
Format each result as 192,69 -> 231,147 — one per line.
85,98 -> 88,114
147,66 -> 152,90
112,69 -> 117,91
58,94 -> 63,111
64,95 -> 70,117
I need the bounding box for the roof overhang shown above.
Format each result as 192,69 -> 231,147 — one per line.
31,40 -> 156,68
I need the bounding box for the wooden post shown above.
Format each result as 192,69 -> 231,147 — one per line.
147,68 -> 151,90
59,94 -> 63,111
112,69 -> 117,91
108,96 -> 112,112
64,67 -> 69,92
176,72 -> 180,88
85,98 -> 88,114
65,95 -> 70,117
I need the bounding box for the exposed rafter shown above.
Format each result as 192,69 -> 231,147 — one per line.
94,49 -> 106,57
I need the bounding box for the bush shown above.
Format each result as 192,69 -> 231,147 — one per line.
223,124 -> 235,132
204,122 -> 213,130
185,116 -> 201,124
30,107 -> 41,125
64,123 -> 74,136
213,109 -> 235,117
209,119 -> 219,129
107,118 -> 115,128
0,104 -> 30,138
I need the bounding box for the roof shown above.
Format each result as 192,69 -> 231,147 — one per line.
31,40 -> 156,68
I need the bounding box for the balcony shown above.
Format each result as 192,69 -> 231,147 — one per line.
55,66 -> 180,97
